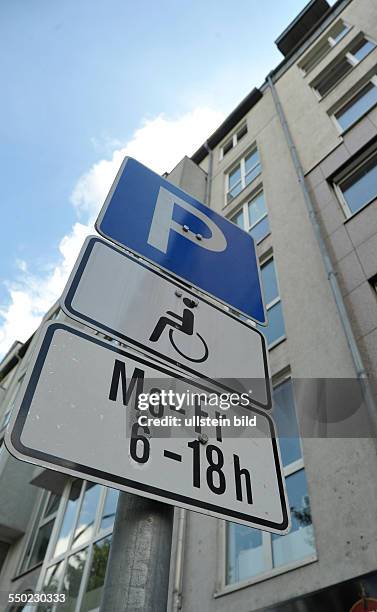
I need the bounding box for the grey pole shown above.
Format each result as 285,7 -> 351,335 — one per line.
99,492 -> 174,612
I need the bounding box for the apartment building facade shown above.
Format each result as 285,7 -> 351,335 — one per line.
1,0 -> 377,610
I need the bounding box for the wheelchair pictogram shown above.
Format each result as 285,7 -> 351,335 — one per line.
149,297 -> 209,363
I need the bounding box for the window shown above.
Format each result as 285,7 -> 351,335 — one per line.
226,379 -> 316,586
334,148 -> 377,216
220,123 -> 248,159
299,20 -> 350,74
231,191 -> 270,244
334,77 -> 377,131
19,491 -> 61,574
311,35 -> 376,97
226,148 -> 261,204
257,258 -> 285,347
37,480 -> 119,612
0,374 -> 25,439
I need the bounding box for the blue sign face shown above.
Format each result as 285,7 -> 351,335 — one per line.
95,157 -> 266,324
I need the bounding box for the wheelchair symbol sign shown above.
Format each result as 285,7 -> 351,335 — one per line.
149,298 -> 209,364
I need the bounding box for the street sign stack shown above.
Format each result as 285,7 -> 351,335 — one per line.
6,157 -> 290,534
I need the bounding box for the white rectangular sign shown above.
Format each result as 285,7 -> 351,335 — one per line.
5,322 -> 289,533
60,236 -> 271,409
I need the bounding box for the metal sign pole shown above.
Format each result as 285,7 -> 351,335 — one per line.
99,492 -> 174,612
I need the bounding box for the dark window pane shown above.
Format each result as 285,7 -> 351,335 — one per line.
330,21 -> 349,44
223,139 -> 233,156
249,216 -> 270,244
336,82 -> 377,130
351,38 -> 375,61
28,520 -> 54,568
237,124 -> 247,141
45,492 -> 61,517
273,380 -> 302,466
81,536 -> 112,612
260,260 -> 279,305
315,57 -> 352,96
73,483 -> 101,549
272,470 -> 315,567
226,524 -> 266,584
100,489 -> 119,532
340,154 -> 377,213
301,38 -> 330,73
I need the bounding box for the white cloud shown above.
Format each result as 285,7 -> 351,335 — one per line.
0,107 -> 224,358
0,222 -> 92,358
71,107 -> 224,219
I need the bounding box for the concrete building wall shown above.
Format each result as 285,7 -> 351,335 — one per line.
275,0 -> 377,172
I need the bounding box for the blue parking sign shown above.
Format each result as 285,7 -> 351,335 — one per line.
95,157 -> 266,324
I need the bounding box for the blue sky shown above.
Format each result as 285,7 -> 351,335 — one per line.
0,0 -> 328,356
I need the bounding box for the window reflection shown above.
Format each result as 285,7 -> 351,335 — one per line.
335,81 -> 377,131
81,536 -> 112,612
54,480 -> 82,557
260,260 -> 279,305
37,482 -> 116,612
340,154 -> 377,214
273,380 -> 302,467
226,382 -> 315,586
227,524 -> 266,584
73,483 -> 101,549
37,562 -> 64,612
231,209 -> 244,229
272,470 -> 315,567
100,489 -> 119,532
257,301 -> 285,346
62,549 -> 88,612
250,216 -> 270,244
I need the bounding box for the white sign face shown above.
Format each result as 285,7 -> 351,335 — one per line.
60,236 -> 271,409
5,323 -> 289,533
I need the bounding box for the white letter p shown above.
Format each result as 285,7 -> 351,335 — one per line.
147,187 -> 227,254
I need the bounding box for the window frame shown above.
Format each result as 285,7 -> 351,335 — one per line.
0,373 -> 25,440
217,375 -> 317,595
298,20 -> 351,76
225,146 -> 261,205
258,256 -> 286,349
219,123 -> 248,161
333,147 -> 377,218
332,76 -> 377,133
34,479 -> 118,612
16,490 -> 61,577
230,189 -> 270,245
311,34 -> 376,99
